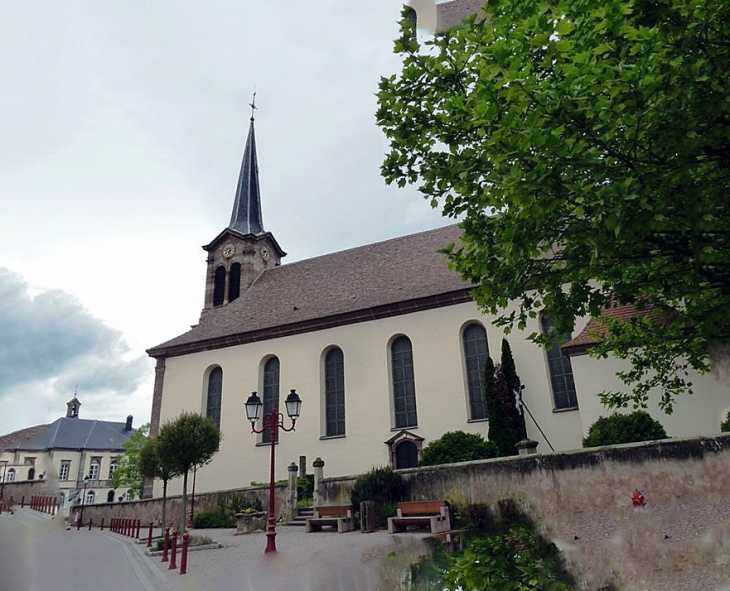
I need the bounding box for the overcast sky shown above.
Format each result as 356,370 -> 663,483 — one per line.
0,1 -> 448,434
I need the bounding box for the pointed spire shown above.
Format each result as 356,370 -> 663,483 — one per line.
229,93 -> 265,236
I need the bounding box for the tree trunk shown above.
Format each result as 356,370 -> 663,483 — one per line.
181,470 -> 188,534
709,341 -> 730,387
161,479 -> 168,531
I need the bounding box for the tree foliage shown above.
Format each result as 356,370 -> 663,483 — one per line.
420,430 -> 499,466
582,411 -> 668,447
111,423 -> 149,499
377,0 -> 730,413
157,412 -> 221,532
138,437 -> 179,529
483,342 -> 526,456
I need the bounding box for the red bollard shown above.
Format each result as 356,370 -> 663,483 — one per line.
113,517 -> 118,533
88,518 -> 93,531
77,515 -> 81,531
135,519 -> 141,539
100,517 -> 105,531
147,522 -> 153,548
180,533 -> 189,575
124,518 -> 129,536
161,527 -> 170,562
169,530 -> 178,570
20,496 -> 25,508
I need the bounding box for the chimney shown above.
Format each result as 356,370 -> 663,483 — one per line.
125,415 -> 133,431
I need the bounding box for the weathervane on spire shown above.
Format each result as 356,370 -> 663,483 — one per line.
249,91 -> 257,121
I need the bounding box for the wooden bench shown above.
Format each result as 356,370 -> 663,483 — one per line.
388,500 -> 451,534
305,505 -> 355,533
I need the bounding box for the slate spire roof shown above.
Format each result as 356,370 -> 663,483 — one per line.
229,111 -> 265,236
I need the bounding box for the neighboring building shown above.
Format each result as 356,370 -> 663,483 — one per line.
147,112 -> 729,499
0,397 -> 136,513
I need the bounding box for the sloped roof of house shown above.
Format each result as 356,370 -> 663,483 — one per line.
562,303 -> 660,356
11,418 -> 135,452
148,224 -> 473,358
0,424 -> 49,453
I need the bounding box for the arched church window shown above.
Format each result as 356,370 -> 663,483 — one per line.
462,323 -> 489,420
206,366 -> 223,427
213,266 -> 226,306
228,263 -> 241,302
324,347 -> 345,437
391,336 -> 418,429
261,357 -> 280,444
541,314 -> 578,410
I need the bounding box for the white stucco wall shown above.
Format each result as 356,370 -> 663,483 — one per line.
155,301 -> 592,496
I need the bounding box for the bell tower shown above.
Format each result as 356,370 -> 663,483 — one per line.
202,99 -> 285,311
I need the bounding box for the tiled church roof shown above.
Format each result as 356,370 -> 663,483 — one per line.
148,224 -> 472,358
0,424 -> 49,452
15,418 -> 135,451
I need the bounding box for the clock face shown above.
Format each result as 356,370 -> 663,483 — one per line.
222,244 -> 235,258
260,247 -> 271,261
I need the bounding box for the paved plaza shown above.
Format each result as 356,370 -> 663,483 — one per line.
0,509 -> 431,591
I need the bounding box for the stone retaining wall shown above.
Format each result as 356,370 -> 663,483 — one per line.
319,434 -> 730,591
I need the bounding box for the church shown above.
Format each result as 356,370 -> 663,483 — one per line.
146,109 -> 728,498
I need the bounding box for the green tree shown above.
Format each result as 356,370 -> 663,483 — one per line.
500,339 -> 527,442
582,411 -> 668,447
420,430 -> 499,466
377,1 -> 730,413
156,413 -> 221,532
111,423 -> 149,499
138,437 -> 179,530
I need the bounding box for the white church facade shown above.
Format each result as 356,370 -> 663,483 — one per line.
147,112 -> 729,498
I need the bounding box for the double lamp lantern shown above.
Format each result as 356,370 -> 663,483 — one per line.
244,388 -> 302,554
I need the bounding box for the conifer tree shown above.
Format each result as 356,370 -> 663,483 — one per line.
501,339 -> 527,441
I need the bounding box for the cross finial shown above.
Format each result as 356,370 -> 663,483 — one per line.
249,91 -> 257,121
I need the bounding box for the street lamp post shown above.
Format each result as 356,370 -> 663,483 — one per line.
244,389 -> 302,554
79,475 -> 90,527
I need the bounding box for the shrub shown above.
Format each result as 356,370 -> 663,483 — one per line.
583,411 -> 668,448
192,509 -> 233,529
350,466 -> 408,528
721,411 -> 730,432
227,493 -> 262,515
420,431 -> 499,466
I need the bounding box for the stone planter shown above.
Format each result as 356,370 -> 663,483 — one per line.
235,511 -> 267,535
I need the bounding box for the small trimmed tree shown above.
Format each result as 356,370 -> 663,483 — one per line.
500,339 -> 527,442
138,437 -> 179,530
420,431 -> 499,466
156,412 -> 221,532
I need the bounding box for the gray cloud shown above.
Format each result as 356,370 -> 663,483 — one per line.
0,268 -> 147,400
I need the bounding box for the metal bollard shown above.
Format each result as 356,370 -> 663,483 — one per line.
180,533 -> 189,575
100,517 -> 105,531
161,527 -> 170,562
88,518 -> 93,531
147,522 -> 153,548
169,530 -> 178,570
20,496 -> 25,508
135,519 -> 141,539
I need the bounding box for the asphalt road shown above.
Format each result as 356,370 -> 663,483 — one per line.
0,509 -> 163,591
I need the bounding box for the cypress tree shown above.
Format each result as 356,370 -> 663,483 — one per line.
501,339 -> 527,440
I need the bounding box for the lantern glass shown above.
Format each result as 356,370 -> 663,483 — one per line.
245,392 -> 263,423
284,389 -> 302,420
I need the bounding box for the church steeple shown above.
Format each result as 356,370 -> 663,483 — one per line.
229,99 -> 264,236
201,97 -> 286,311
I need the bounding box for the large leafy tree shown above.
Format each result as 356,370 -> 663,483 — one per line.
111,423 -> 149,499
156,412 -> 221,532
377,0 -> 730,412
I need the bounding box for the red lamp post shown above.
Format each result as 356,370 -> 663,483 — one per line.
245,389 -> 302,554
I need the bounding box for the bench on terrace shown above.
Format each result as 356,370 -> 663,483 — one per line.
305,505 -> 355,533
387,500 -> 451,534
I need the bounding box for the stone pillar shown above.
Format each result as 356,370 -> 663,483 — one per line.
312,457 -> 324,507
516,439 -> 539,456
299,455 -> 307,478
287,462 -> 298,521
